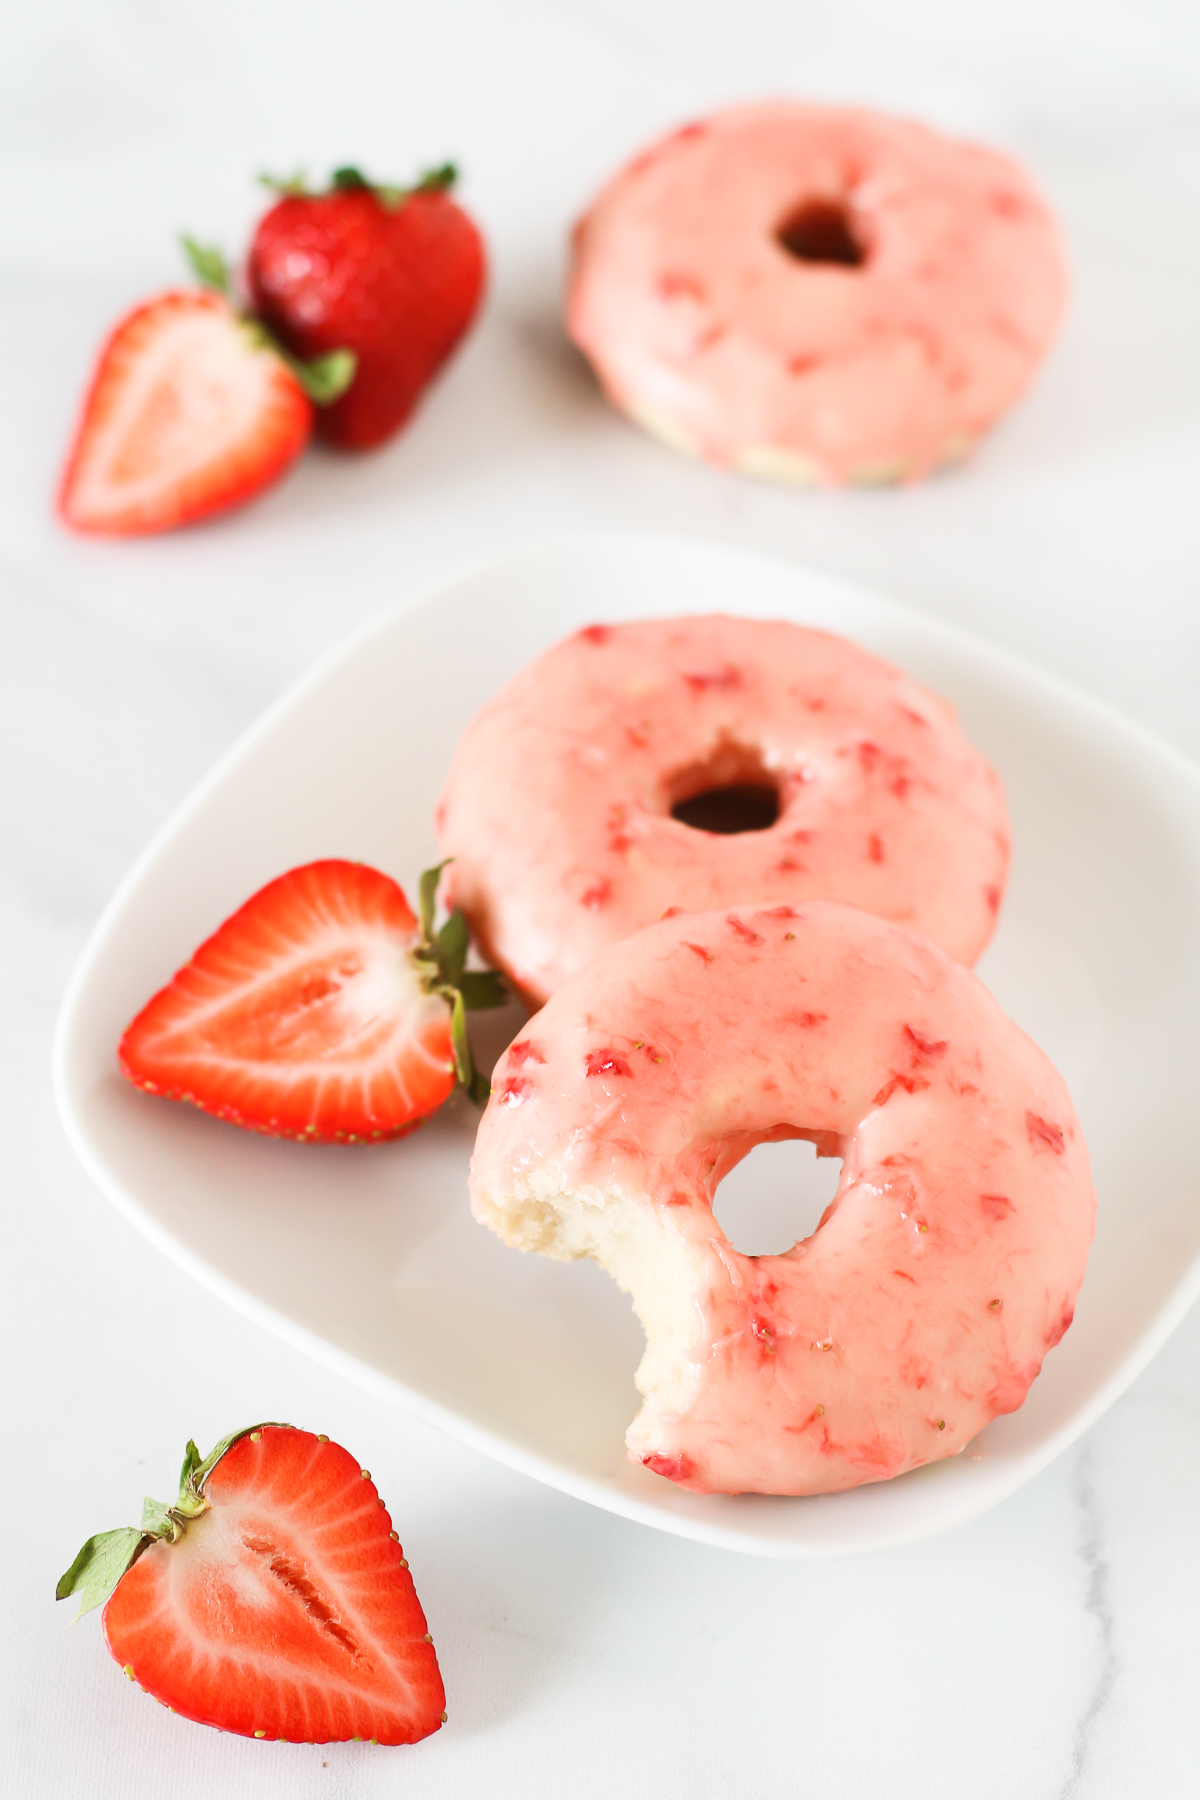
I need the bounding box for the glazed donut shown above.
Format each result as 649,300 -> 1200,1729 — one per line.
469,902 -> 1095,1496
437,615 -> 1008,1005
567,101 -> 1068,484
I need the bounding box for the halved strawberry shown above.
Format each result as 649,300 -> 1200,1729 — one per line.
59,239 -> 355,538
58,289 -> 314,536
57,1424 -> 446,1746
119,860 -> 504,1142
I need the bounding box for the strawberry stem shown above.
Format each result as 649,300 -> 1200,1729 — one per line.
412,863 -> 506,1106
57,1424 -> 286,1621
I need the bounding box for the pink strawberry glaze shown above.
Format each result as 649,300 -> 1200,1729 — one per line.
469,902 -> 1095,1496
437,615 -> 1008,1005
567,102 -> 1068,483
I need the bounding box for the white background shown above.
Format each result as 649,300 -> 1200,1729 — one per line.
4,1 -> 1200,1795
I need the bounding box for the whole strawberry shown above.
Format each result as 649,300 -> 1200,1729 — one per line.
248,165 -> 486,451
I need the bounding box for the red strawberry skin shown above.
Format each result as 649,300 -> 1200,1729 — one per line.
102,1427 -> 446,1745
119,861 -> 456,1142
247,187 -> 485,450
58,291 -> 312,536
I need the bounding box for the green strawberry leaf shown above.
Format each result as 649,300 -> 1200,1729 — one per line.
446,986 -> 472,1089
56,1527 -> 148,1621
411,862 -> 503,1105
178,1438 -> 203,1490
436,908 -> 469,986
259,169 -> 310,196
238,325 -> 357,409
330,162 -> 457,210
415,162 -> 457,192
139,1495 -> 177,1538
458,969 -> 507,1010
419,862 -> 449,943
441,984 -> 491,1105
291,348 -> 357,406
180,236 -> 231,296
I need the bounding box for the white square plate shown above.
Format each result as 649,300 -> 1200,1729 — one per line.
54,535 -> 1200,1558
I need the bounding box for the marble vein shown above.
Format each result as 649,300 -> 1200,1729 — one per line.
1059,1447 -> 1118,1798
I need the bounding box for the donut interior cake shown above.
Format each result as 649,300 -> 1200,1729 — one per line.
472,1147 -> 708,1439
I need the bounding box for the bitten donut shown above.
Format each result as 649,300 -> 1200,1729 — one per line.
567,102 -> 1068,484
437,615 -> 1008,1005
470,902 -> 1095,1496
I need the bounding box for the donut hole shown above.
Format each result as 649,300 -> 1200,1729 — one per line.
775,198 -> 865,268
713,1135 -> 843,1256
667,743 -> 781,834
672,785 -> 779,833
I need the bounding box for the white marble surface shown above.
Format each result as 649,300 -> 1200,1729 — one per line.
3,1 -> 1200,1794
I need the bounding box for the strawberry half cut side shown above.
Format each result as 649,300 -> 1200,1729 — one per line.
58,290 -> 314,536
57,1425 -> 446,1746
118,859 -> 505,1142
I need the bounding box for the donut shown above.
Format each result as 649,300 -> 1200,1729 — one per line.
566,101 -> 1068,484
437,615 -> 1008,1006
469,901 -> 1095,1496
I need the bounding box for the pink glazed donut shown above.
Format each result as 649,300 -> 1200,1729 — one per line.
567,102 -> 1068,484
437,615 -> 1008,1006
470,902 -> 1095,1496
